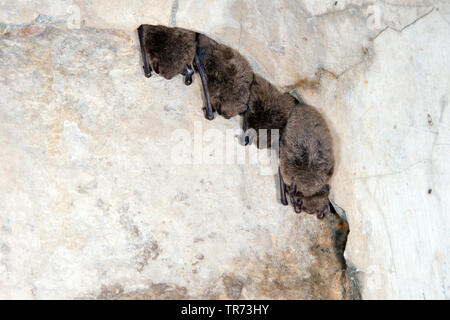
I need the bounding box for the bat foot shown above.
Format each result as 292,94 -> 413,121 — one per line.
243,135 -> 249,146
203,108 -> 214,120
143,66 -> 151,78
238,133 -> 250,146
294,199 -> 303,214
183,65 -> 194,85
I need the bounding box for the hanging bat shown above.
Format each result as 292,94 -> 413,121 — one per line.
279,104 -> 335,219
195,34 -> 253,121
138,24 -> 196,83
137,25 -> 252,122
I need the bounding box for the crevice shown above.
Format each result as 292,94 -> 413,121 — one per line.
0,14 -> 65,34
378,0 -> 436,9
329,200 -> 362,299
284,59 -> 368,93
398,7 -> 434,31
307,3 -> 371,19
371,7 -> 435,41
342,159 -> 428,183
370,25 -> 389,41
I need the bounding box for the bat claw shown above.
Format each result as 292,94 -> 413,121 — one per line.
183,65 -> 194,86
203,108 -> 214,120
143,66 -> 151,78
319,184 -> 330,194
294,199 -> 302,213
243,135 -> 249,146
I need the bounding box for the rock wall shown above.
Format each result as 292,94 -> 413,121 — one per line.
0,0 -> 448,299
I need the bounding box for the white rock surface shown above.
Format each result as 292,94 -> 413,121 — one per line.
0,23 -> 351,300
343,11 -> 450,299
298,7 -> 450,299
0,0 -> 449,299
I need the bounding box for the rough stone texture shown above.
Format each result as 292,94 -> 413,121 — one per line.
297,7 -> 450,299
0,23 -> 354,300
0,0 -> 449,299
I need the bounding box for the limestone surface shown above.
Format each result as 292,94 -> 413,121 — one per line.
0,0 -> 449,299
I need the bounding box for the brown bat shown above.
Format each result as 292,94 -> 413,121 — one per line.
138,25 -> 253,122
279,104 -> 335,219
138,24 -> 216,119
139,24 -> 196,83
137,25 -> 337,219
243,75 -> 301,207
195,34 -> 253,120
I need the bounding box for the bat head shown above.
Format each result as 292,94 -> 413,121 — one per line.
299,185 -> 331,218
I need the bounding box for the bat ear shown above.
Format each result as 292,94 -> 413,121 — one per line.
317,184 -> 330,195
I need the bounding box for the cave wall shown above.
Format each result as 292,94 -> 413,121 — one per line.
0,0 -> 449,299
